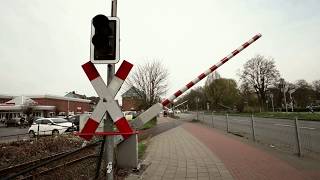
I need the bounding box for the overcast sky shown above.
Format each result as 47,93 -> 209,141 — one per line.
1,0 -> 319,100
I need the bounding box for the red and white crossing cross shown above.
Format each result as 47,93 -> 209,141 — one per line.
132,33 -> 262,129
80,60 -> 134,141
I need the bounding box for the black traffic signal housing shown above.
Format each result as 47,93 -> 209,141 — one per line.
90,14 -> 120,64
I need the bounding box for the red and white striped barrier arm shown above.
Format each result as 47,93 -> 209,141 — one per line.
132,33 -> 262,129
80,60 -> 134,141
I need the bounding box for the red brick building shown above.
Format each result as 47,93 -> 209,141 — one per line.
29,95 -> 91,115
122,87 -> 144,111
0,94 -> 91,121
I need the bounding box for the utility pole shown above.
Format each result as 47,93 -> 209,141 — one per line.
67,99 -> 70,117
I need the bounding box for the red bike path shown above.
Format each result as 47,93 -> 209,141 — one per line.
182,122 -> 320,180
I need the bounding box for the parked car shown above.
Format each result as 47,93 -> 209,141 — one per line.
163,110 -> 168,117
29,116 -> 43,126
5,118 -> 20,127
174,110 -> 181,114
67,115 -> 80,131
28,118 -> 76,137
123,111 -> 137,121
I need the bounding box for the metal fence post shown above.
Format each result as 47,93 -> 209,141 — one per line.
226,114 -> 229,133
294,117 -> 302,157
251,114 -> 256,142
211,111 -> 214,128
202,112 -> 205,124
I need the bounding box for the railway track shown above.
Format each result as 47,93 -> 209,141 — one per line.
0,141 -> 100,180
20,154 -> 97,180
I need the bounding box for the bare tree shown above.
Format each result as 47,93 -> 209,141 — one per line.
240,54 -> 280,109
125,60 -> 169,109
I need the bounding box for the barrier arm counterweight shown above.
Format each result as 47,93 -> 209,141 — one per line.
132,33 -> 262,129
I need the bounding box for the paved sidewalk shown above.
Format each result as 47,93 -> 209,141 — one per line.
133,126 -> 233,180
183,122 -> 319,180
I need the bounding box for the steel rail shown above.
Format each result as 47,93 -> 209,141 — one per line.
1,140 -> 101,180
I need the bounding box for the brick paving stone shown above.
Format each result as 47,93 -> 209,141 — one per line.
128,126 -> 232,180
183,122 -> 317,180
198,172 -> 210,177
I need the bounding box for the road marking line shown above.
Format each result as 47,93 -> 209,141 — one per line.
234,120 -> 249,123
274,123 -> 293,127
301,126 -> 316,130
273,123 -> 316,130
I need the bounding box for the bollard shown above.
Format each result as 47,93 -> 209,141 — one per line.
294,117 -> 302,157
226,114 -> 229,133
251,114 -> 256,142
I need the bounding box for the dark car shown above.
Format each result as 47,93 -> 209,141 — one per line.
5,118 -> 20,127
67,115 -> 80,131
163,110 -> 168,117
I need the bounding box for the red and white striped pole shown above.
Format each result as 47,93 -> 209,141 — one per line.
162,33 -> 261,106
132,33 -> 262,129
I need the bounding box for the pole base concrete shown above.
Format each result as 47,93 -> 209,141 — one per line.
117,134 -> 138,168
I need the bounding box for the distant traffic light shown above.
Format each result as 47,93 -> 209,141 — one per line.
90,14 -> 120,64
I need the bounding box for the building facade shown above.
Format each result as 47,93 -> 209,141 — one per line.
0,94 -> 91,122
29,95 -> 91,115
122,87 -> 144,111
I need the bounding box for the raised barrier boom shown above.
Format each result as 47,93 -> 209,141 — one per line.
132,33 -> 262,129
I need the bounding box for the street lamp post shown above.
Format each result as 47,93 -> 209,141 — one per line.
65,92 -> 70,117
67,100 -> 70,117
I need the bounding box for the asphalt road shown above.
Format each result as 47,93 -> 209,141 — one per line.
0,125 -> 29,143
178,112 -> 320,154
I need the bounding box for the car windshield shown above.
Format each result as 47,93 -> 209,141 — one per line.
52,118 -> 68,123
